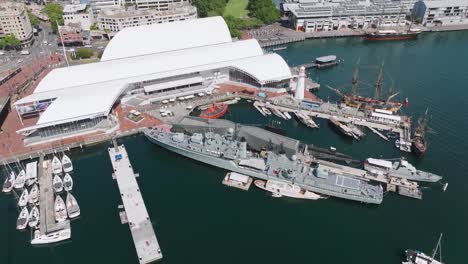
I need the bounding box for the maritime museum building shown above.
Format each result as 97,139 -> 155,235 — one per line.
13,16 -> 293,145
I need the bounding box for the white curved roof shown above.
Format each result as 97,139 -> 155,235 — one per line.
15,18 -> 292,132
101,16 -> 232,61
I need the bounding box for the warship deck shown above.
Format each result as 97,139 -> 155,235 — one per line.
109,141 -> 162,264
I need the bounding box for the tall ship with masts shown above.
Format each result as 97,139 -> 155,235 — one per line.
363,5 -> 422,41
329,60 -> 402,113
412,109 -> 429,155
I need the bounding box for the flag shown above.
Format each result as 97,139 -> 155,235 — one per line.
404,98 -> 409,108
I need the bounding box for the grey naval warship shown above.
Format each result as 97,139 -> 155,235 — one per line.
144,127 -> 383,204
364,158 -> 442,183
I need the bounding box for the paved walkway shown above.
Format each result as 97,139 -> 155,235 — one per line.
109,143 -> 162,264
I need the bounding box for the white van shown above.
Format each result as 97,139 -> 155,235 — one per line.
20,50 -> 30,55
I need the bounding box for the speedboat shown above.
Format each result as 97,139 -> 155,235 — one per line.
31,228 -> 71,245
254,179 -> 324,200
66,192 -> 80,218
51,156 -> 62,175
14,169 -> 26,189
18,188 -> 29,207
28,206 -> 40,228
16,207 -> 29,230
54,195 -> 68,222
61,154 -> 73,173
29,184 -> 39,204
2,171 -> 16,193
63,173 -> 73,192
53,174 -> 63,193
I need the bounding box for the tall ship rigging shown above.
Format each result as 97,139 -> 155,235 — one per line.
363,5 -> 422,41
412,108 -> 429,155
329,60 -> 402,113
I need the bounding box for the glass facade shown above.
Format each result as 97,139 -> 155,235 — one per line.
229,68 -> 290,89
34,116 -> 108,139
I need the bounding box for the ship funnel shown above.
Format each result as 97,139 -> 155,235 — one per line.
294,66 -> 306,101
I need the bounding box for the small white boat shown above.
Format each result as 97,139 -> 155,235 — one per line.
14,169 -> 26,189
61,154 -> 73,173
54,195 -> 68,222
18,188 -> 29,207
16,207 -> 29,230
31,228 -> 71,245
51,156 -> 62,175
254,179 -> 323,200
2,171 -> 16,193
261,107 -> 272,115
283,111 -> 292,120
53,174 -> 63,193
25,161 -> 37,186
28,206 -> 40,228
29,184 -> 39,204
66,192 -> 80,218
63,173 -> 73,192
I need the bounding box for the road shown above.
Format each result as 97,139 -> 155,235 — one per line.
0,22 -> 58,73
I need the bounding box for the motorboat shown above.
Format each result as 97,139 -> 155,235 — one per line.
66,192 -> 80,218
28,206 -> 40,228
16,207 -> 29,230
51,156 -> 62,175
29,184 -> 39,204
18,188 -> 29,207
54,195 -> 68,222
2,171 -> 16,193
261,107 -> 272,115
283,111 -> 292,120
31,228 -> 71,245
61,154 -> 73,173
254,179 -> 324,200
25,161 -> 37,186
63,173 -> 73,192
14,169 -> 26,189
53,174 -> 63,193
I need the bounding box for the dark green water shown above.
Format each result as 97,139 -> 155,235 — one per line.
2,32 -> 468,264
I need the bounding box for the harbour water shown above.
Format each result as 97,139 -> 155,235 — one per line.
2,31 -> 468,264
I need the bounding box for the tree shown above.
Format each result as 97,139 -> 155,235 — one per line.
247,0 -> 280,24
90,23 -> 98,30
43,3 -> 64,33
0,34 -> 21,49
74,48 -> 94,59
193,0 -> 227,17
28,11 -> 40,27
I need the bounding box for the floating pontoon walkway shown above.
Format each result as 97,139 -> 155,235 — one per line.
109,141 -> 162,264
38,155 -> 70,236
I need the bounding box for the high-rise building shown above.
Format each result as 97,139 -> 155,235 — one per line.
0,2 -> 33,46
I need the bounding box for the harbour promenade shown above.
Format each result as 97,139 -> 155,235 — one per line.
109,141 -> 162,264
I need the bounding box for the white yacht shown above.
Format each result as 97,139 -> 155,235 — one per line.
16,207 -> 29,230
54,195 -> 68,222
28,206 -> 39,228
14,169 -> 26,189
25,161 -> 37,186
29,184 -> 39,204
403,233 -> 444,264
61,154 -> 73,173
51,156 -> 62,175
18,188 -> 29,207
2,171 -> 16,193
63,173 -> 73,192
66,192 -> 80,218
31,228 -> 71,245
53,175 -> 63,193
254,179 -> 324,200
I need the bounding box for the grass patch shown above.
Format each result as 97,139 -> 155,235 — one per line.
223,0 -> 249,18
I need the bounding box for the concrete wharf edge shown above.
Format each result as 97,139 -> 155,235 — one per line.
108,141 -> 162,264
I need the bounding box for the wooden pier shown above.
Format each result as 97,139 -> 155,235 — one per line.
109,141 -> 162,264
37,155 -> 70,237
